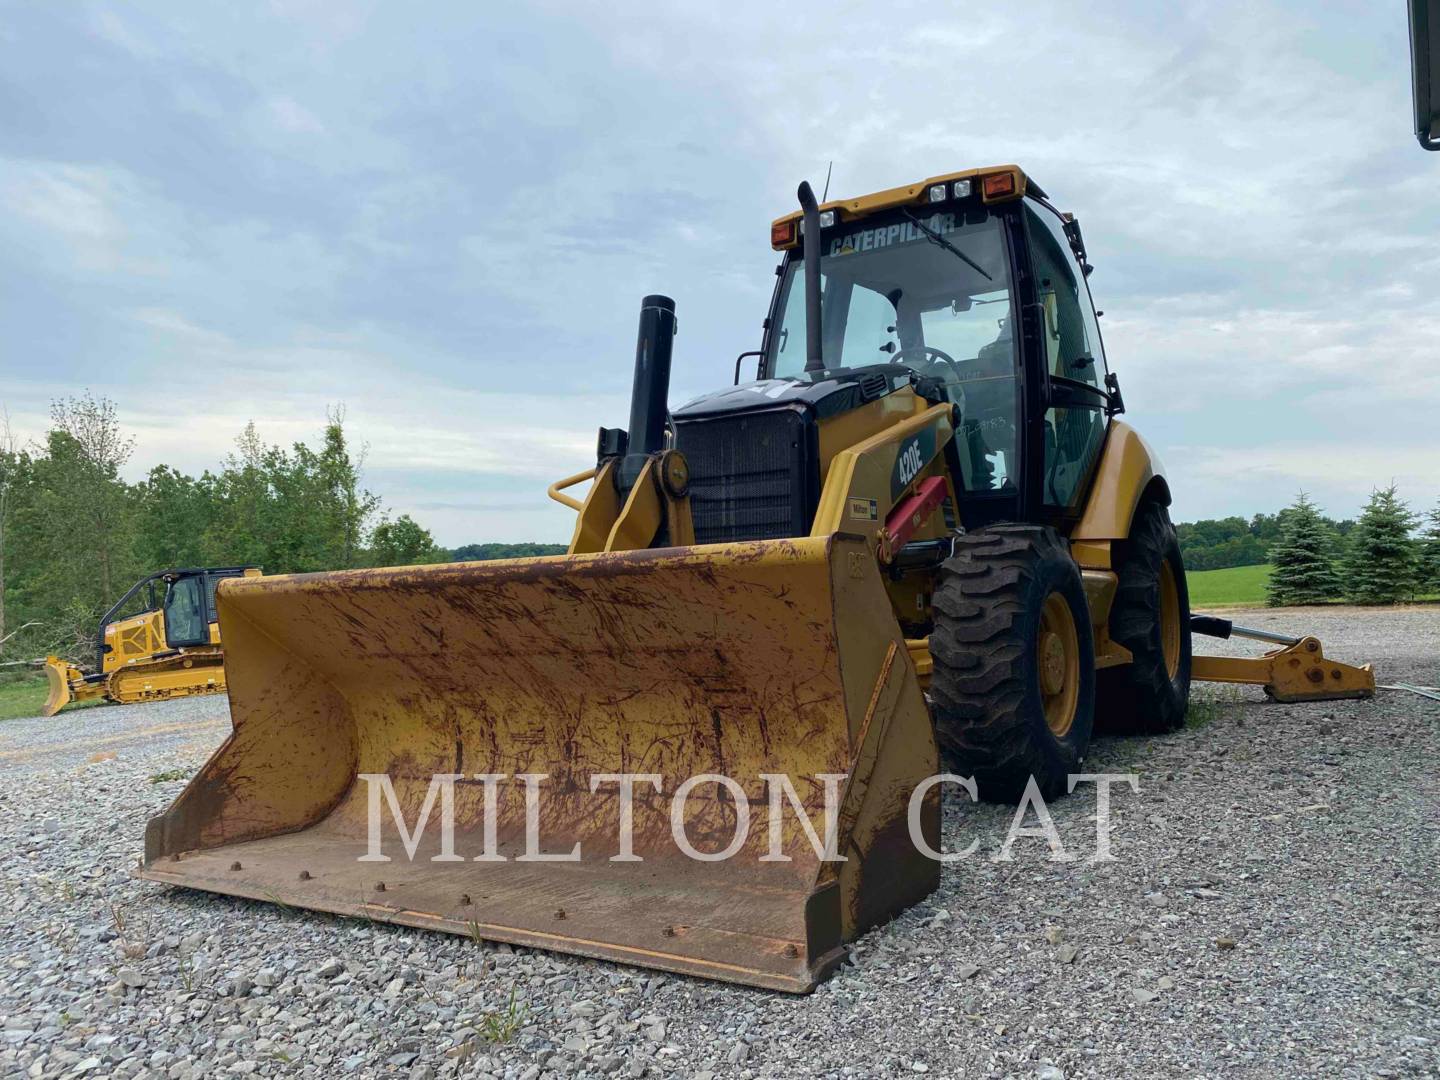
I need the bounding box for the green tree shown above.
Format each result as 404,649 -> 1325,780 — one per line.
1345,484 -> 1421,604
450,542 -> 568,561
1265,492 -> 1342,606
0,409 -> 19,646
1419,500 -> 1440,593
135,465 -> 214,569
204,413 -> 381,574
369,515 -> 442,566
46,393 -> 138,603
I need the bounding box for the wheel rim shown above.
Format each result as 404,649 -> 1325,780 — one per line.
1038,592 -> 1080,738
1159,560 -> 1181,679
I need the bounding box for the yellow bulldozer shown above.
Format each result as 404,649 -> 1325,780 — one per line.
43,567 -> 260,716
140,166 -> 1372,992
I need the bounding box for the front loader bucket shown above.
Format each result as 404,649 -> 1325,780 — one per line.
139,535 -> 940,992
42,658 -> 75,717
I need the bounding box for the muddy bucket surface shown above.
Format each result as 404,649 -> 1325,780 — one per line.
139,535 -> 939,991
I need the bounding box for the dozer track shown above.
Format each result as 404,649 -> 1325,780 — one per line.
106,649 -> 228,706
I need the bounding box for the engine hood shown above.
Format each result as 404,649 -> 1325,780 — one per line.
673,365 -> 909,423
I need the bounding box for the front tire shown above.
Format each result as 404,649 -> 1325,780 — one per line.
929,525 -> 1096,803
1096,500 -> 1192,734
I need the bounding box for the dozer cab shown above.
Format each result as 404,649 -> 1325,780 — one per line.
141,166 -> 1372,992
43,566 -> 260,716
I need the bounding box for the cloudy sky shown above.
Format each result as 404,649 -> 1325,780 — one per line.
1,1 -> 1436,545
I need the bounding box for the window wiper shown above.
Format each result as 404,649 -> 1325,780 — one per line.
902,210 -> 992,281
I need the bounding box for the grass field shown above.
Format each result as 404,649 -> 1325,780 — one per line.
0,673 -> 105,722
1186,563 -> 1272,608
0,676 -> 51,721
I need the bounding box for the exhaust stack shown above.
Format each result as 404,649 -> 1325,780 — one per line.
797,182 -> 824,373
617,293 -> 677,493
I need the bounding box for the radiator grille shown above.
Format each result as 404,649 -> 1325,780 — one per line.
674,409 -> 813,545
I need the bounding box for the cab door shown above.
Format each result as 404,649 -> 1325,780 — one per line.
1021,202 -> 1111,520
162,574 -> 210,649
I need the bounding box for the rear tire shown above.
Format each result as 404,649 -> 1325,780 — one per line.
1096,500 -> 1192,734
929,525 -> 1095,803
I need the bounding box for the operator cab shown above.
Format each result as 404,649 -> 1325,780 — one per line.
760,166 -> 1119,528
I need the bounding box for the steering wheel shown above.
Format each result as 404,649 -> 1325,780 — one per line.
888,345 -> 958,368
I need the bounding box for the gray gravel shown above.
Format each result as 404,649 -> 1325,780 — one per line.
0,606 -> 1436,1079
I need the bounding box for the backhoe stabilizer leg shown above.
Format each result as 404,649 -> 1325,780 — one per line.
1190,635 -> 1375,703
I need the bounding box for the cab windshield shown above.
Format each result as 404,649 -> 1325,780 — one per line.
765,207 -> 1018,491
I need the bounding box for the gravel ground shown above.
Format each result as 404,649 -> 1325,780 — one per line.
0,606 -> 1436,1079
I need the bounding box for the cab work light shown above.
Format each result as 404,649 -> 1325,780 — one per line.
952,179 -> 972,198
819,210 -> 836,228
927,183 -> 948,203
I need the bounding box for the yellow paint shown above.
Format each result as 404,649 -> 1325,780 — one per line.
1072,421 -> 1167,541
141,535 -> 939,992
43,570 -> 253,715
811,404 -> 955,541
548,468 -> 598,512
605,458 -> 665,552
771,165 -> 1032,239
1192,638 -> 1374,702
568,459 -> 622,554
815,387 -> 925,490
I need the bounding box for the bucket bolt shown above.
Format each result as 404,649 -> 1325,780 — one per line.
374,881 -> 387,893
229,861 -> 242,871
298,870 -> 312,880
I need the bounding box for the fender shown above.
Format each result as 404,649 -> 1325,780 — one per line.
1071,421 -> 1171,563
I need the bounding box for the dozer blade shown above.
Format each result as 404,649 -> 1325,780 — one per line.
42,658 -> 74,717
139,535 -> 940,992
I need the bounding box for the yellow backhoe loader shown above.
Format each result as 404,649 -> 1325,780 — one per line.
44,567 -> 260,716
140,166 -> 1372,992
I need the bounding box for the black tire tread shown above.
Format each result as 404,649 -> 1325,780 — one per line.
1097,501 -> 1192,734
930,525 -> 1093,802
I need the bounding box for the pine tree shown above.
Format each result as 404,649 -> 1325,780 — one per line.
1419,500 -> 1440,593
1265,492 -> 1342,606
1345,485 -> 1421,604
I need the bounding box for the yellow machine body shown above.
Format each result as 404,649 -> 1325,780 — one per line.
141,538 -> 939,991
142,164 -> 1371,992
43,568 -> 257,717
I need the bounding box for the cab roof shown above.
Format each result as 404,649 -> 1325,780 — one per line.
770,165 -> 1044,250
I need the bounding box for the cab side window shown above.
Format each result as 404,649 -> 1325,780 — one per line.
163,576 -> 208,647
1025,204 -> 1108,510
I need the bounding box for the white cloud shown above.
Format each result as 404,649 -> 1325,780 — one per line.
263,96 -> 325,135
2,0 -> 1437,545
0,161 -> 151,274
87,8 -> 158,59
